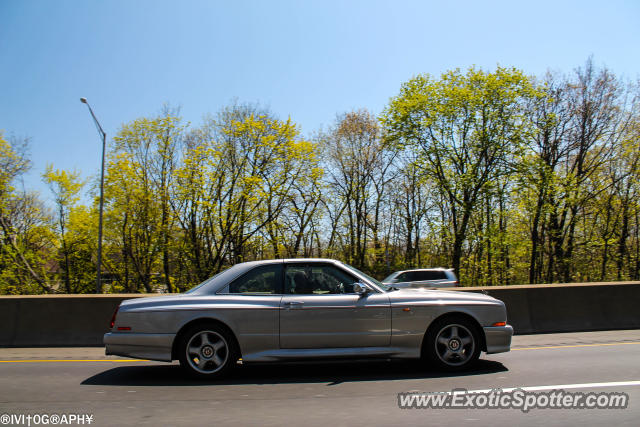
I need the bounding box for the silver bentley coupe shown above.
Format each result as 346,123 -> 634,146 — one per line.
104,258 -> 513,378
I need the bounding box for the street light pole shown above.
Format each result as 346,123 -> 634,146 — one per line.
80,97 -> 106,294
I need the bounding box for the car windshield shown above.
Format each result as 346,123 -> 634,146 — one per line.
341,263 -> 394,292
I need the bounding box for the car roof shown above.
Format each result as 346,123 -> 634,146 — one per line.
236,258 -> 343,266
395,268 -> 453,273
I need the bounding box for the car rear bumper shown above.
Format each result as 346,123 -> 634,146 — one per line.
483,325 -> 513,354
104,332 -> 175,362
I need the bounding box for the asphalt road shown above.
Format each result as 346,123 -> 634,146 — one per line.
1,330 -> 639,426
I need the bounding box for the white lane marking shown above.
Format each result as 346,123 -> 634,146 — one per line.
455,381 -> 640,394
512,342 -> 640,351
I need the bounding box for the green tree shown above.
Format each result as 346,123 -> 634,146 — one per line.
43,166 -> 85,293
320,109 -> 397,271
0,133 -> 55,293
382,66 -> 539,279
173,103 -> 322,287
105,111 -> 185,292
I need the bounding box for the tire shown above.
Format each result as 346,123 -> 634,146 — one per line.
178,322 -> 238,379
423,316 -> 481,371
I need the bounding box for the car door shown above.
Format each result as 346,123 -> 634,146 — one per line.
279,262 -> 391,349
216,263 -> 284,355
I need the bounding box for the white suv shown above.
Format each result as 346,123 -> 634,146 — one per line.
382,268 -> 459,288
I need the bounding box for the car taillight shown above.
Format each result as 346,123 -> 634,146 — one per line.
492,321 -> 506,327
110,306 -> 119,329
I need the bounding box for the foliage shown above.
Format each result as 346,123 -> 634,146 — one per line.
382,66 -> 540,276
1,60 -> 639,293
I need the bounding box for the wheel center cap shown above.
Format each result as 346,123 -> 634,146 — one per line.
449,339 -> 461,351
201,345 -> 214,358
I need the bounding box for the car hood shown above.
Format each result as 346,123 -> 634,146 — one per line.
387,288 -> 503,305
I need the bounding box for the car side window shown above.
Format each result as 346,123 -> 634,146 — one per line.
285,264 -> 359,294
416,271 -> 447,281
227,264 -> 282,294
395,272 -> 408,282
402,271 -> 420,281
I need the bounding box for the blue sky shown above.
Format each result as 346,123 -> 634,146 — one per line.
1,0 -> 639,203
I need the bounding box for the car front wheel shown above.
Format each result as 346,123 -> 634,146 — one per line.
178,323 -> 237,379
424,316 -> 481,371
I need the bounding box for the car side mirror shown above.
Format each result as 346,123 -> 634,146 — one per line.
353,282 -> 369,296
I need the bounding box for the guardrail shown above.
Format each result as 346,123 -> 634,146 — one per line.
1,281 -> 639,347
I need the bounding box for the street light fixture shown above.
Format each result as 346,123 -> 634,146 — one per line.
80,97 -> 106,293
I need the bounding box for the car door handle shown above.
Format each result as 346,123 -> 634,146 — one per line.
283,301 -> 304,309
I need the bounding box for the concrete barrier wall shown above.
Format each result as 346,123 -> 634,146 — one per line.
0,295 -> 146,347
455,281 -> 640,335
0,281 -> 639,347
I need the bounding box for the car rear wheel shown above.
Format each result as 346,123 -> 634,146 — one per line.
424,316 -> 481,371
178,323 -> 237,379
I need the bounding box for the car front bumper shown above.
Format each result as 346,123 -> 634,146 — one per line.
104,332 -> 175,362
483,325 -> 513,354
